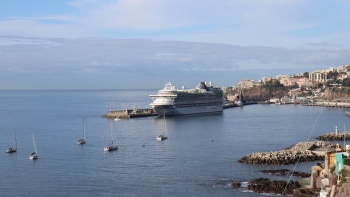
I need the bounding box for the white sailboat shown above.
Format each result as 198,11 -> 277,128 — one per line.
104,120 -> 118,151
29,133 -> 38,160
157,113 -> 168,141
6,130 -> 17,153
77,119 -> 86,145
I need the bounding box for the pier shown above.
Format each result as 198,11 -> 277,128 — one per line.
104,101 -> 259,119
102,106 -> 157,119
302,101 -> 350,108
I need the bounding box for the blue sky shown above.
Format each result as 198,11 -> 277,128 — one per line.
1,0 -> 350,89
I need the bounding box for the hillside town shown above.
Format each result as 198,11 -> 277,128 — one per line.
225,64 -> 350,104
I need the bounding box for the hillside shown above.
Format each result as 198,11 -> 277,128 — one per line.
226,87 -> 350,101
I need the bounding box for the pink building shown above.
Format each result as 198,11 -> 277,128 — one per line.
279,77 -> 315,87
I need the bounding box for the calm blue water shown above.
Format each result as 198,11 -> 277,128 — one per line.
1,90 -> 349,197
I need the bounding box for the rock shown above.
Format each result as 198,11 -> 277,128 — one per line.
231,182 -> 241,188
247,178 -> 301,195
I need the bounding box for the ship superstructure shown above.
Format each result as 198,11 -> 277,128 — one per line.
149,82 -> 224,116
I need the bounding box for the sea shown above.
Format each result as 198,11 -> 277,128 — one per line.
1,89 -> 349,197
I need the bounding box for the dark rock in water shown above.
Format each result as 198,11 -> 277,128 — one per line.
260,169 -> 289,176
260,169 -> 311,178
231,182 -> 241,188
248,178 -> 301,195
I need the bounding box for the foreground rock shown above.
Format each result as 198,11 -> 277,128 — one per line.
238,141 -> 334,165
248,178 -> 300,195
316,131 -> 350,140
260,169 -> 310,178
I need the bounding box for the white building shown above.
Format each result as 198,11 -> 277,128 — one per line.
275,75 -> 287,80
309,72 -> 328,82
326,67 -> 336,73
337,65 -> 349,73
232,79 -> 255,90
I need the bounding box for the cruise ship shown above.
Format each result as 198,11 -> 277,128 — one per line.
149,82 -> 224,116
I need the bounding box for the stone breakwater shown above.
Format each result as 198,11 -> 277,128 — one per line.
237,141 -> 334,165
316,131 -> 350,140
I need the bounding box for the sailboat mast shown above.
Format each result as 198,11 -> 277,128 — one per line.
14,130 -> 17,148
32,133 -> 37,154
109,119 -> 115,143
163,113 -> 167,135
83,119 -> 86,139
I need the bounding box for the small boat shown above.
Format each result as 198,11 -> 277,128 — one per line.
6,130 -> 17,153
235,100 -> 243,107
77,119 -> 86,145
29,133 -> 38,160
157,113 -> 168,141
104,120 -> 118,151
114,117 -> 120,121
346,111 -> 350,117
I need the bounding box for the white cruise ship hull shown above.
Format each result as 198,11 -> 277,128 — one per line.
153,105 -> 223,116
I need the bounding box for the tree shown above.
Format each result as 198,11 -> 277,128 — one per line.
342,78 -> 350,87
303,72 -> 309,78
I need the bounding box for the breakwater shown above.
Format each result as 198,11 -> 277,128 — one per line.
237,141 -> 333,165
316,131 -> 350,140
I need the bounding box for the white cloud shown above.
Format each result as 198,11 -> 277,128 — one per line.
1,0 -> 349,48
0,36 -> 348,75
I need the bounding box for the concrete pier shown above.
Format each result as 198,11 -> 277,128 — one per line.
103,108 -> 157,119
103,101 -> 259,119
302,101 -> 350,108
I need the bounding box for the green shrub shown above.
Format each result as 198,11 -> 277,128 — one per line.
339,169 -> 348,186
343,158 -> 350,166
330,166 -> 336,174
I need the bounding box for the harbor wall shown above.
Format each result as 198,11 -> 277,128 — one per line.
105,110 -> 130,119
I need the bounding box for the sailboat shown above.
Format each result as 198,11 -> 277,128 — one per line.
6,130 -> 17,153
29,133 -> 38,160
104,120 -> 118,151
77,119 -> 86,145
157,113 -> 168,141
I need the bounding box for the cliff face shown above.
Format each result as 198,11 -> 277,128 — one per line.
226,87 -> 350,101
226,87 -> 289,100
321,87 -> 350,101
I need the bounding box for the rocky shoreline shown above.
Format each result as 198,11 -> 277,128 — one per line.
232,178 -> 301,195
316,131 -> 350,140
237,141 -> 334,165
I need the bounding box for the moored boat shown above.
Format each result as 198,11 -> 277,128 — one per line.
6,130 -> 17,153
29,133 -> 38,160
104,120 -> 118,152
77,119 -> 86,145
157,113 -> 168,141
